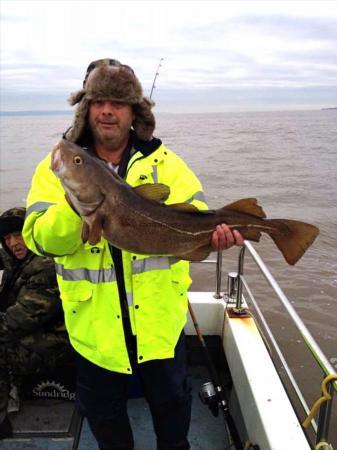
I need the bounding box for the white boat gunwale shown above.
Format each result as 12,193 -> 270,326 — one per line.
187,240 -> 336,449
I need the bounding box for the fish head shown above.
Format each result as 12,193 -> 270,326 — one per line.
51,140 -> 105,215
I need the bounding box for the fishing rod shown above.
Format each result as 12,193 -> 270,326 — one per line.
188,300 -> 245,450
149,57 -> 164,100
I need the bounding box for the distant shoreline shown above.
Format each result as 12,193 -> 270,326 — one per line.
0,110 -> 72,117
1,108 -> 336,117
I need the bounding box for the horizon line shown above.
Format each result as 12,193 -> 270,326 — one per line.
1,107 -> 336,117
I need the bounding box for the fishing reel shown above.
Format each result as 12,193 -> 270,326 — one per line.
199,381 -> 219,417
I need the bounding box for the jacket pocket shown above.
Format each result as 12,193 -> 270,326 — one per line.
60,283 -> 92,303
60,284 -> 96,350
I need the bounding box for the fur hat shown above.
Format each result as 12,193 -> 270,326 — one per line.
65,59 -> 155,142
0,207 -> 26,239
0,207 -> 26,256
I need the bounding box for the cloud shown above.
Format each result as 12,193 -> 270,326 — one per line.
233,15 -> 337,42
154,85 -> 337,113
1,1 -> 337,111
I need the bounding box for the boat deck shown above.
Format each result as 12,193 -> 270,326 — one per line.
2,339 -> 232,449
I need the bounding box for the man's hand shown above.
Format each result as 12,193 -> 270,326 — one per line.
211,224 -> 244,251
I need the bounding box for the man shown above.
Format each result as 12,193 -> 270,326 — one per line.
0,207 -> 73,439
23,59 -> 244,450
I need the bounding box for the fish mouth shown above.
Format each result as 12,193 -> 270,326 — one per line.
50,145 -> 63,174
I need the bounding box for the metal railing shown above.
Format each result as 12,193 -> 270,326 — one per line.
210,241 -> 336,448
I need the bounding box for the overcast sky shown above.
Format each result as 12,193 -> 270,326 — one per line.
1,1 -> 337,112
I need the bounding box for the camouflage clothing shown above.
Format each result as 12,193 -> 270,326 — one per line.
0,208 -> 74,424
0,251 -> 67,337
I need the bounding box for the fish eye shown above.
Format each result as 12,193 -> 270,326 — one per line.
73,155 -> 83,165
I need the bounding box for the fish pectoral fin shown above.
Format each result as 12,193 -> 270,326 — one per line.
85,213 -> 104,246
81,222 -> 90,243
166,203 -> 199,212
176,245 -> 211,261
133,183 -> 170,203
224,198 -> 267,219
241,229 -> 262,242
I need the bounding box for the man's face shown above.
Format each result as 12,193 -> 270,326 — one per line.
88,100 -> 135,147
4,232 -> 28,260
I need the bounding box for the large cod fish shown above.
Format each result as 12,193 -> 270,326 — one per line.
50,140 -> 319,265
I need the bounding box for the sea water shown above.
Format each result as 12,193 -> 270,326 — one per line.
1,110 -> 336,443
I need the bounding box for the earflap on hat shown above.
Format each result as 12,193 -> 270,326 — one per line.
64,96 -> 90,143
132,97 -> 155,142
68,89 -> 86,106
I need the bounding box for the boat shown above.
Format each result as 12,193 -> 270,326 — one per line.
1,241 -> 336,449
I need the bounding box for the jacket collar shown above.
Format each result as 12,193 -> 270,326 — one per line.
132,132 -> 162,156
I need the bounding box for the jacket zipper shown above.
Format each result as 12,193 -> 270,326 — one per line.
109,244 -> 136,364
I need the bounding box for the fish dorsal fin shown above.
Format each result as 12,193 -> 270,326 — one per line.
167,203 -> 199,212
225,198 -> 266,219
133,183 -> 170,203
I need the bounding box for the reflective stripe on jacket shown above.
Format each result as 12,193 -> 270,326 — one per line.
23,143 -> 207,373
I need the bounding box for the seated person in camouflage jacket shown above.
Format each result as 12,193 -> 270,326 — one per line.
0,207 -> 74,439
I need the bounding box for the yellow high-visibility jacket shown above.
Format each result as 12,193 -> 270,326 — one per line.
23,142 -> 207,374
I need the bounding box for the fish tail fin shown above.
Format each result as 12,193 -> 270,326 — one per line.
268,219 -> 319,265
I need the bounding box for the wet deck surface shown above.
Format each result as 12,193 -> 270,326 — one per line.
2,365 -> 231,449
